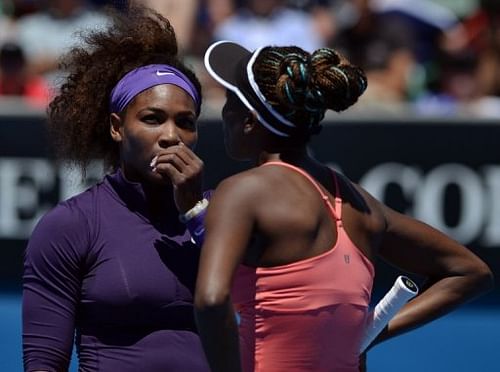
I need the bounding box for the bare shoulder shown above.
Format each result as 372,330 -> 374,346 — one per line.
209,167 -> 275,210
335,172 -> 388,236
214,168 -> 270,195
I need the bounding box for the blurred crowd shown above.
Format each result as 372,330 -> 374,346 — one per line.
0,0 -> 499,117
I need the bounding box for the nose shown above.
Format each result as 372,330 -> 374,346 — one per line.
158,121 -> 181,149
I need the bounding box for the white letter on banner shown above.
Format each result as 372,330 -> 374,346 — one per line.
359,163 -> 422,216
483,166 -> 500,247
414,164 -> 484,244
0,158 -> 55,239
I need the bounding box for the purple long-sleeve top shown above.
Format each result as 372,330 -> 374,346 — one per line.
22,170 -> 210,371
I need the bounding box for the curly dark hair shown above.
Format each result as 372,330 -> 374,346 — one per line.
253,46 -> 366,136
47,6 -> 202,173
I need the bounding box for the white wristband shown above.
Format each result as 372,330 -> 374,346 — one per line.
179,198 -> 209,223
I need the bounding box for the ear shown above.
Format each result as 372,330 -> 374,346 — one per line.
110,113 -> 123,143
243,111 -> 258,135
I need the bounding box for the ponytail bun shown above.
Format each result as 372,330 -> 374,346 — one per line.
310,48 -> 367,112
252,45 -> 367,138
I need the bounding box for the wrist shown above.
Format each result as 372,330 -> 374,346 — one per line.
179,198 -> 209,223
176,191 -> 204,214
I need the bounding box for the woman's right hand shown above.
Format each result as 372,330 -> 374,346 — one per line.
151,142 -> 204,213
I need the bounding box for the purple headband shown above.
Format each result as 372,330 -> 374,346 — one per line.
109,64 -> 200,114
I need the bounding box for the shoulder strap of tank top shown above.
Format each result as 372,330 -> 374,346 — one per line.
329,168 -> 343,227
261,161 -> 341,222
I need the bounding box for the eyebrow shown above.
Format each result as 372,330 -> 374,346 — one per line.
140,107 -> 196,116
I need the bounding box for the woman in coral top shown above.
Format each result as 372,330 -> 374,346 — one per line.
194,41 -> 493,372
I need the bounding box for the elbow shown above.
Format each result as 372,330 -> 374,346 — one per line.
471,263 -> 495,295
457,260 -> 495,298
194,287 -> 230,312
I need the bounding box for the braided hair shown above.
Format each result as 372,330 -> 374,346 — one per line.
47,6 -> 202,174
252,46 -> 367,136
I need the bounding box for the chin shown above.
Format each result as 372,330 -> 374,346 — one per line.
225,146 -> 240,161
223,142 -> 241,159
148,171 -> 172,186
227,151 -> 250,162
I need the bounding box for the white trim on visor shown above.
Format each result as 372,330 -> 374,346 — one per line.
247,47 -> 296,128
204,41 -> 290,137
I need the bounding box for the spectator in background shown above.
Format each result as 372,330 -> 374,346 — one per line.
461,0 -> 500,117
204,0 -> 237,27
370,0 -> 463,62
131,0 -> 199,53
212,0 -> 328,52
0,42 -> 51,108
332,0 -> 478,113
183,0 -> 239,113
369,0 -> 465,100
472,0 -> 500,98
435,50 -> 478,103
332,0 -> 417,105
411,0 -> 500,117
285,0 -> 338,51
0,1 -> 18,45
15,0 -> 109,86
191,0 -> 236,56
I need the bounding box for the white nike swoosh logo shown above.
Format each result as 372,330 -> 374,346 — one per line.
194,229 -> 205,237
156,71 -> 175,76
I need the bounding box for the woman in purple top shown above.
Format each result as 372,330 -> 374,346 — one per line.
22,6 -> 210,371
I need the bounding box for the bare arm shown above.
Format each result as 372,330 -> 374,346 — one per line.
194,174 -> 258,372
371,201 -> 493,346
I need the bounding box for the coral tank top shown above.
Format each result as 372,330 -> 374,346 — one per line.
231,162 -> 374,372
